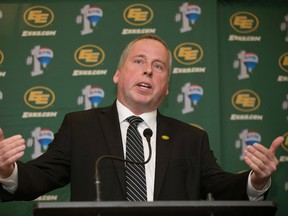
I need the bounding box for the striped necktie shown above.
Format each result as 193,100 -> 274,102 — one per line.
125,116 -> 147,201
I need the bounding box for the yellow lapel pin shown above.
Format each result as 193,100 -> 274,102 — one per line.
161,135 -> 170,140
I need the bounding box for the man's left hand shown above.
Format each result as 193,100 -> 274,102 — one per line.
244,136 -> 284,190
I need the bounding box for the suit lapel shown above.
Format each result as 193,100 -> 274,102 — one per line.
98,102 -> 126,196
154,113 -> 173,200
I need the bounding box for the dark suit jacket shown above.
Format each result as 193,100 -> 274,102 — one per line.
1,102 -> 250,201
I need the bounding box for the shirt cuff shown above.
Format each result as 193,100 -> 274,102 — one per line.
0,163 -> 18,194
247,170 -> 271,201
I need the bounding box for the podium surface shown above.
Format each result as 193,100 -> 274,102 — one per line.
33,200 -> 277,216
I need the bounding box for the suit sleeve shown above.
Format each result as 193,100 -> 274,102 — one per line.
3,114 -> 72,201
200,131 -> 250,200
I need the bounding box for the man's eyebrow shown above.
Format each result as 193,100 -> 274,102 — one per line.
132,54 -> 167,66
132,54 -> 146,58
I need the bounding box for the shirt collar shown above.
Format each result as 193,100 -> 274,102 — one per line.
116,99 -> 157,129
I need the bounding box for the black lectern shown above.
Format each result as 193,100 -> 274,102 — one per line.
33,200 -> 277,216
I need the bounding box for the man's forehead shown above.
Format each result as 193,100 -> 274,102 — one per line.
132,38 -> 163,46
130,39 -> 168,56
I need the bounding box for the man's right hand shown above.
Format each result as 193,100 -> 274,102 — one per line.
0,128 -> 26,178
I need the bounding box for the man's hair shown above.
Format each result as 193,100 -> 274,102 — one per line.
117,34 -> 172,75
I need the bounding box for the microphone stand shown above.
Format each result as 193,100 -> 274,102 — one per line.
95,128 -> 153,202
206,192 -> 215,216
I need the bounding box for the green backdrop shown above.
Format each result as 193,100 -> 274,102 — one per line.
0,0 -> 287,216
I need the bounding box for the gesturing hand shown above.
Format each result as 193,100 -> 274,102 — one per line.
243,136 -> 284,190
0,128 -> 26,178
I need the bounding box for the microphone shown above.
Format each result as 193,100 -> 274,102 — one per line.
95,128 -> 153,201
143,128 -> 153,143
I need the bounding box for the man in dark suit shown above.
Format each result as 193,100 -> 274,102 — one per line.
0,34 -> 283,202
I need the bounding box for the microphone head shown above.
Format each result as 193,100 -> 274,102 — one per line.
143,128 -> 153,138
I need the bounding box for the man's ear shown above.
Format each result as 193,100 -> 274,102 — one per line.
165,88 -> 169,96
113,69 -> 120,84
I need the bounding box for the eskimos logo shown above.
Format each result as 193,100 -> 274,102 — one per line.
230,12 -> 259,34
123,3 -> 153,26
174,42 -> 203,65
231,89 -> 260,112
23,6 -> 54,28
24,86 -> 55,109
0,50 -> 4,64
74,45 -> 105,67
278,52 -> 288,73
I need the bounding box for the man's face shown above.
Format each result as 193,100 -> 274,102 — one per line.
113,39 -> 170,114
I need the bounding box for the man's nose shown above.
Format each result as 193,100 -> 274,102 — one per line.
143,64 -> 153,77
143,71 -> 152,77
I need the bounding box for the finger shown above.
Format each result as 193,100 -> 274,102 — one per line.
250,144 -> 277,162
243,155 -> 263,176
0,141 -> 26,165
244,149 -> 263,168
246,144 -> 278,167
0,135 -> 25,163
269,136 -> 284,154
0,128 -> 4,142
244,145 -> 278,176
0,135 -> 23,150
244,153 -> 270,178
0,145 -> 26,165
245,145 -> 267,163
0,149 -> 25,178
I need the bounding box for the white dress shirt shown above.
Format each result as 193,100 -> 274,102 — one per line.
116,100 -> 157,201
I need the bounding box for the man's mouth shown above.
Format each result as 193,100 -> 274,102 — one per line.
137,82 -> 152,89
